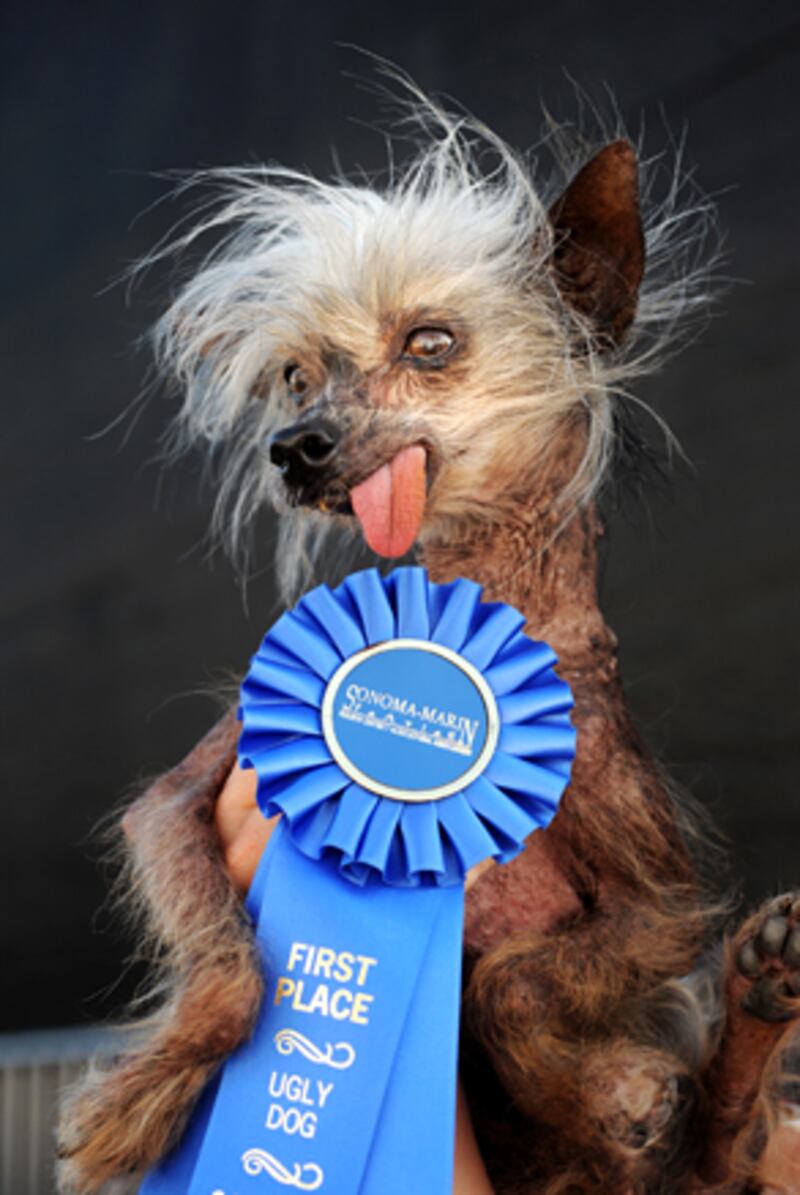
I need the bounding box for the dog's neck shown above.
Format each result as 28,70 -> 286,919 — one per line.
420,432 -> 698,926
421,508 -> 612,669
419,442 -> 616,677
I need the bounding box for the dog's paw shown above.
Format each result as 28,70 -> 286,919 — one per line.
736,893 -> 800,1023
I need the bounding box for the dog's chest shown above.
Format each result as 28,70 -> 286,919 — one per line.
463,830 -> 581,955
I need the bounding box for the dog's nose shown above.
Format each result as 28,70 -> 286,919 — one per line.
269,420 -> 340,476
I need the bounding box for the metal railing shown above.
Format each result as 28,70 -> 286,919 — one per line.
0,1026 -> 119,1195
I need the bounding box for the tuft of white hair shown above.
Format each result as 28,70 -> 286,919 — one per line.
140,77 -> 722,599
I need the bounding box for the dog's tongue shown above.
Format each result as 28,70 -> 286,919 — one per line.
350,444 -> 427,558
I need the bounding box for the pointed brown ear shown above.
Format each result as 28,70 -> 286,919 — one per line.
548,140 -> 645,347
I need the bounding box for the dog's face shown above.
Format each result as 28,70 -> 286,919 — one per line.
158,125 -> 645,577
265,309 -> 468,558
263,138 -> 642,560
260,266 -> 575,559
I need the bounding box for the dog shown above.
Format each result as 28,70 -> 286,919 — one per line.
58,85 -> 800,1194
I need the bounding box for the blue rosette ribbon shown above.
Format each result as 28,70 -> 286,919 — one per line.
140,567 -> 575,1195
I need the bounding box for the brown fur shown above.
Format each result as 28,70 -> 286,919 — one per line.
422,433 -> 709,1192
59,713 -> 263,1192
58,105 -> 798,1194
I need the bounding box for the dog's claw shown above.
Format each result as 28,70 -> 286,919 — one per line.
758,916 -> 790,958
737,939 -> 761,978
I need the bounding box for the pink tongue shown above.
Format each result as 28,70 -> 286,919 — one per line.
350,444 -> 427,558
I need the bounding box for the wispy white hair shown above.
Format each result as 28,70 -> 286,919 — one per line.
141,79 -> 722,594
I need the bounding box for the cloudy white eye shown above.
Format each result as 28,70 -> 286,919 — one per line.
284,362 -> 311,399
402,327 -> 455,364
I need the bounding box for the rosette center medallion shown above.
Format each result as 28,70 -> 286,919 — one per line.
322,639 -> 500,802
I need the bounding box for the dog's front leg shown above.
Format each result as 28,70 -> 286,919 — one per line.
58,711 -> 264,1194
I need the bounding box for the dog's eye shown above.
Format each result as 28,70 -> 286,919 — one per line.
284,362 -> 311,399
402,327 -> 455,364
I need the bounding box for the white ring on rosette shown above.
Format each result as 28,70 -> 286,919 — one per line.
320,638 -> 500,803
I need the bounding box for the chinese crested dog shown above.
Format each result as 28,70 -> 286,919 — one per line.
59,86 -> 800,1194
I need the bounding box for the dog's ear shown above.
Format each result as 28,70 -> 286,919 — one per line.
548,140 -> 644,348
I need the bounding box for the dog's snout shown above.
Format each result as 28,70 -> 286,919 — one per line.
270,420 -> 340,479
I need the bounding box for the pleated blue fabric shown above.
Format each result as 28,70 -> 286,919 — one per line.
239,567 -> 576,887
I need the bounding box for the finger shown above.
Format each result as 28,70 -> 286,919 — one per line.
224,807 -> 279,894
214,763 -> 258,848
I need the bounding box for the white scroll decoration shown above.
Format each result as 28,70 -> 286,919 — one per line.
274,1029 -> 356,1070
241,1148 -> 324,1190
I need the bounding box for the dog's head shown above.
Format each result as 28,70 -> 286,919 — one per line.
153,97 -> 713,592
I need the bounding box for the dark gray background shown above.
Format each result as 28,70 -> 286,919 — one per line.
2,1 -> 798,1031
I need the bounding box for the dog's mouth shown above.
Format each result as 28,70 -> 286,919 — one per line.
349,443 -> 428,558
276,431 -> 435,558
